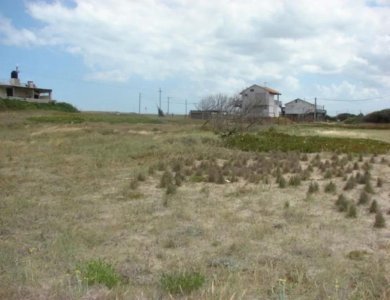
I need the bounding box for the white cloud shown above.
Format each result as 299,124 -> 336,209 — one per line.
1,0 -> 389,112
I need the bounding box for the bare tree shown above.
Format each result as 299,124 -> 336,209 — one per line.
196,93 -> 230,111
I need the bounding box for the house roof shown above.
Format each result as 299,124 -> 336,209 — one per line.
0,83 -> 52,93
284,98 -> 314,106
240,84 -> 281,95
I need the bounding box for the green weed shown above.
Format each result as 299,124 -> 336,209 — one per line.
160,271 -> 205,294
78,259 -> 121,289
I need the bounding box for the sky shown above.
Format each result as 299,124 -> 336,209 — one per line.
0,0 -> 389,116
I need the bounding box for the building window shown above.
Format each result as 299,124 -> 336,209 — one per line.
250,89 -> 254,92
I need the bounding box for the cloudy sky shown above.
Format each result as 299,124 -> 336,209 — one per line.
0,0 -> 389,115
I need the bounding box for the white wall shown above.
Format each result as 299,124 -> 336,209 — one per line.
285,100 -> 315,115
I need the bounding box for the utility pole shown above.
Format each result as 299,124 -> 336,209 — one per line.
185,99 -> 187,117
314,97 -> 317,122
167,96 -> 170,115
139,93 -> 141,114
159,88 -> 162,108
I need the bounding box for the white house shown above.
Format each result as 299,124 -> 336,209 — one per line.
284,98 -> 326,121
0,69 -> 52,103
239,84 -> 282,117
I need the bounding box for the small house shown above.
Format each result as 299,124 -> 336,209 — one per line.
239,85 -> 282,117
0,69 -> 52,103
284,98 -> 326,121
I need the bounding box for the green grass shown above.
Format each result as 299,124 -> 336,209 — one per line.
78,259 -> 121,289
0,98 -> 78,112
160,271 -> 205,294
28,112 -> 163,124
223,129 -> 390,154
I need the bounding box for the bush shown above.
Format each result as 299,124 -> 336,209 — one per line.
79,259 -> 121,289
363,109 -> 390,123
358,191 -> 370,205
160,171 -> 173,188
277,176 -> 287,188
160,271 -> 205,294
346,203 -> 357,218
324,181 -> 337,193
374,211 -> 386,228
369,200 -> 378,214
0,98 -> 78,112
288,175 -> 301,186
307,181 -> 319,194
335,194 -> 349,212
344,177 -> 356,190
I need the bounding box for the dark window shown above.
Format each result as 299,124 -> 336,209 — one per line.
6,88 -> 13,97
250,89 -> 254,92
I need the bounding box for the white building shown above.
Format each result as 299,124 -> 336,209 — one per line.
0,69 -> 52,103
284,98 -> 326,121
239,84 -> 282,117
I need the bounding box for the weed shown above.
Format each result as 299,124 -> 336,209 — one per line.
324,181 -> 337,193
166,184 -> 177,195
174,172 -> 184,186
364,181 -> 374,194
289,175 -> 301,186
369,200 -> 378,213
374,211 -> 386,228
79,259 -> 121,289
307,181 -> 319,194
223,130 -> 390,153
324,169 -> 333,179
160,271 -> 205,294
130,178 -> 139,190
358,191 -> 370,205
343,176 -> 356,190
137,173 -> 146,182
277,176 -> 287,188
346,203 -> 357,218
160,171 -> 173,188
148,165 -> 155,175
335,194 -> 349,212
284,201 -> 290,209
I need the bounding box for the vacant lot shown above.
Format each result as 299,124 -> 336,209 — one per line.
1,112 -> 389,299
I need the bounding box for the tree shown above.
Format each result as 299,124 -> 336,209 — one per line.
196,93 -> 230,111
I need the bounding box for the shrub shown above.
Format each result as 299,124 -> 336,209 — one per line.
374,211 -> 386,228
130,178 -> 139,190
363,108 -> 390,123
369,200 -> 378,214
324,169 -> 333,179
307,181 -> 319,194
324,181 -> 337,193
79,259 -> 121,289
166,184 -> 177,195
160,271 -> 205,294
358,191 -> 370,205
364,181 -> 374,194
277,176 -> 287,188
336,194 -> 349,212
344,176 -> 356,190
346,203 -> 357,218
137,173 -> 146,182
288,175 -> 301,186
160,171 -> 173,188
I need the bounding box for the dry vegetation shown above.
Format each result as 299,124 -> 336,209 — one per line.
1,111 -> 390,299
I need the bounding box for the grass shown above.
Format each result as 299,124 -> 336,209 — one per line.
223,129 -> 390,153
0,98 -> 78,112
78,259 -> 121,289
0,111 -> 389,299
160,271 -> 205,294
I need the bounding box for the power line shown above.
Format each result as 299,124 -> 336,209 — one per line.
317,95 -> 389,102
